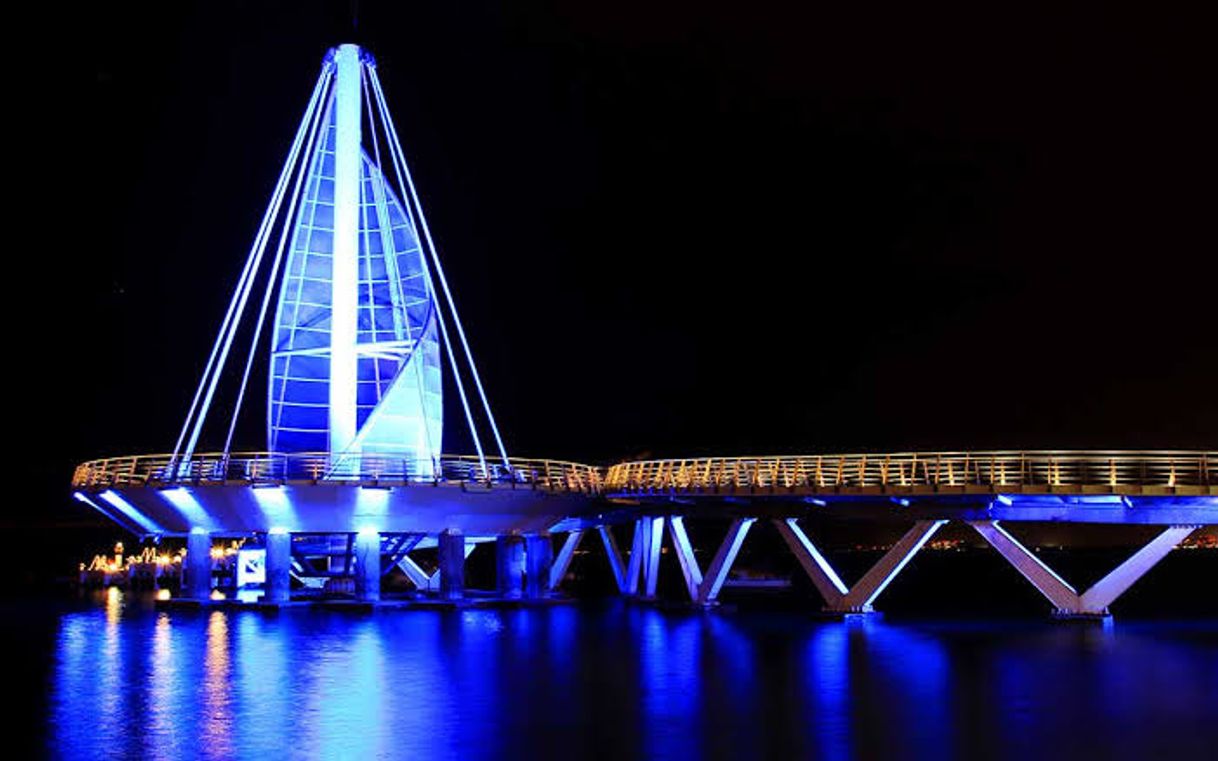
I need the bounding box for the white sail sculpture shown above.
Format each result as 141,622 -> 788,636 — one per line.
170,44 -> 507,481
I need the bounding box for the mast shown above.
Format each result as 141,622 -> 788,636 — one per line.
329,43 -> 363,456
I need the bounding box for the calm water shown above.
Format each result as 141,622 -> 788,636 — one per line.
11,592 -> 1218,760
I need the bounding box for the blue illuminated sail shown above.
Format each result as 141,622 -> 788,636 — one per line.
268,98 -> 442,472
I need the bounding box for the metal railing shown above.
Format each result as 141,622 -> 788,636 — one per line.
72,452 -> 604,493
604,451 -> 1214,495
73,450 -> 1216,497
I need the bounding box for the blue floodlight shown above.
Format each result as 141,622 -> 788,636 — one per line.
158,487 -> 215,531
98,490 -> 162,534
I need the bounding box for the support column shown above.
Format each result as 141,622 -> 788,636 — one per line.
549,530 -> 584,591
525,534 -> 553,599
775,518 -> 944,614
697,518 -> 755,605
327,43 -> 363,456
773,518 -> 849,604
640,516 -> 664,600
970,521 -> 1197,619
264,529 -> 292,605
396,554 -> 432,590
1079,526 -> 1197,611
598,525 -> 628,593
354,529 -> 381,602
185,529 -> 213,601
438,529 -> 465,600
624,520 -> 645,595
496,535 -> 526,599
836,520 -> 945,612
667,516 -> 703,601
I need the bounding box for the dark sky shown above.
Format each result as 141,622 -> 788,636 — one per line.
15,1 -> 1216,525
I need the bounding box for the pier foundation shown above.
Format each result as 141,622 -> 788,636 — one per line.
264,530 -> 292,604
439,529 -> 465,600
525,534 -> 553,598
354,530 -> 381,602
185,529 -> 213,601
496,535 -> 526,599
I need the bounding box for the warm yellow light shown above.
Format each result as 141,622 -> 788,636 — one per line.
209,589 -> 226,601
156,589 -> 171,601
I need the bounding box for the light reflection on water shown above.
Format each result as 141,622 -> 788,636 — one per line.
47,593 -> 1217,760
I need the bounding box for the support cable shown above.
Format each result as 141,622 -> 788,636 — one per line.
368,67 -> 489,477
222,67 -> 334,456
361,64 -> 437,469
173,65 -> 331,467
368,67 -> 510,470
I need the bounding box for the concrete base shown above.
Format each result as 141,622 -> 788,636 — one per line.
814,610 -> 881,622
496,535 -> 525,600
264,530 -> 292,604
354,530 -> 381,602
156,592 -> 577,613
438,529 -> 465,600
1051,610 -> 1114,624
525,534 -> 553,599
185,530 -> 213,601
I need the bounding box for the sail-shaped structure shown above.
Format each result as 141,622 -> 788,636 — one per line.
69,43 -> 605,590
268,90 -> 442,474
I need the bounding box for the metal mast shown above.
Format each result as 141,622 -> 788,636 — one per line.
329,43 -> 363,456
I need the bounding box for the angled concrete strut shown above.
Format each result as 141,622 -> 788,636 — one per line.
774,518 -> 946,613
969,520 -> 1197,617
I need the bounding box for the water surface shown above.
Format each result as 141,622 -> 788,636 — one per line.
15,593 -> 1218,759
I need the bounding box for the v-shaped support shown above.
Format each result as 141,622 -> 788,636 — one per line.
394,538 -> 475,592
774,518 -> 946,613
604,515 -> 941,612
969,521 -> 1198,617
605,516 -> 706,600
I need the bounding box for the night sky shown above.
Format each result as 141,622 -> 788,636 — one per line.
14,1 -> 1215,533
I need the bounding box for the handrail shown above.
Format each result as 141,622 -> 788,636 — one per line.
72,452 -> 603,493
603,451 -> 1215,495
72,450 -> 1216,497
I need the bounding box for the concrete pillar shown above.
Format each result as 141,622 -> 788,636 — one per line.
549,531 -> 584,591
969,521 -> 1197,619
775,518 -> 944,614
667,516 -> 703,601
496,535 -> 526,599
185,529 -> 213,601
438,529 -> 465,600
525,534 -> 553,599
598,525 -> 628,593
354,530 -> 381,602
264,530 -> 292,605
698,518 -> 755,605
640,516 -> 665,600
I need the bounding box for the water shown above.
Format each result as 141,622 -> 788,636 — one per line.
9,592 -> 1218,760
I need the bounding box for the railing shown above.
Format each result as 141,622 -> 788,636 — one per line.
73,450 -> 1216,497
72,452 -> 603,494
604,451 -> 1214,495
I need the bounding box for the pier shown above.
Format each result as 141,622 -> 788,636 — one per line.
68,44 -> 1215,621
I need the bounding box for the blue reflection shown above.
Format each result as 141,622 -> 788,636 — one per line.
638,610 -> 703,760
45,601 -> 1218,760
806,624 -> 851,761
